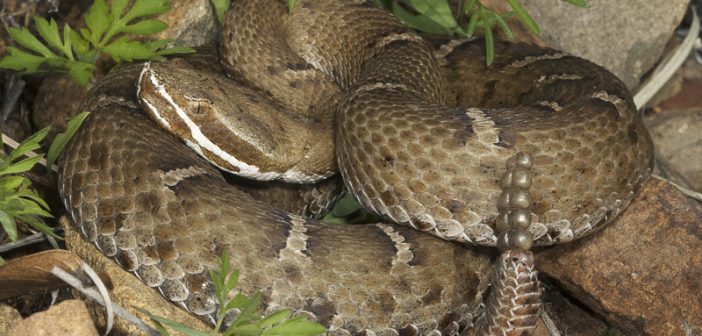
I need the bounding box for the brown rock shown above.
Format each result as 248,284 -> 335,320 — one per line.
61,217 -> 210,336
7,299 -> 98,336
0,304 -> 22,335
537,178 -> 702,335
32,73 -> 87,141
538,284 -> 627,336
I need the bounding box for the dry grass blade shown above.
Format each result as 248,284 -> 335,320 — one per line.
634,6 -> 700,109
51,263 -> 160,336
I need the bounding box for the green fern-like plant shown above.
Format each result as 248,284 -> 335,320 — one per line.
375,0 -> 589,65
140,253 -> 326,336
0,0 -> 194,86
0,112 -> 89,244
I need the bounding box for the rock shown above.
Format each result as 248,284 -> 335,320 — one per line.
61,217 -> 211,336
0,250 -> 84,301
645,108 -> 702,191
520,0 -> 689,89
0,304 -> 22,335
153,0 -> 219,47
7,299 -> 98,336
656,53 -> 702,111
538,283 -> 627,336
32,73 -> 87,141
536,178 -> 702,335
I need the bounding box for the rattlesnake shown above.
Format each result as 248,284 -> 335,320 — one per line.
58,0 -> 653,335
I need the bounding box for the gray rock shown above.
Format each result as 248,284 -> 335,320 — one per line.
153,0 -> 219,48
646,108 -> 702,191
522,0 -> 690,89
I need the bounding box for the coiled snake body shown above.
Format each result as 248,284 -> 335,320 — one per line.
58,0 -> 653,335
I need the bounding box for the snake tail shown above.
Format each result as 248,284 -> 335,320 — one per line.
474,152 -> 541,335
475,250 -> 541,336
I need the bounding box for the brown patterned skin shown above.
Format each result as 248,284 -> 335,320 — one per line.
234,175 -> 345,219
57,0 -> 654,335
217,0 -> 652,246
472,251 -> 541,336
59,64 -> 492,335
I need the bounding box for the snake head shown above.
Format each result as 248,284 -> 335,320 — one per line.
136,57 -> 334,183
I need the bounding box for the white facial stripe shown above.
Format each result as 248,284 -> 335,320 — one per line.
146,71 -> 277,180
136,62 -> 151,98
142,98 -> 172,130
141,67 -> 333,183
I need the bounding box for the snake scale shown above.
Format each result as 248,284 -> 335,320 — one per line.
57,0 -> 654,335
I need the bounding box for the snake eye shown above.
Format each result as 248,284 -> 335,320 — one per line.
188,99 -> 211,116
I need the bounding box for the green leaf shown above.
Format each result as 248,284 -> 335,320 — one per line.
35,17 -> 63,53
111,0 -> 130,17
102,37 -> 160,62
287,0 -> 298,12
405,0 -> 458,30
68,27 -> 90,57
257,309 -> 291,328
24,192 -> 51,211
79,28 -> 93,46
212,0 -> 231,23
389,3 -> 452,35
225,323 -> 261,336
14,193 -> 51,214
236,292 -> 263,324
17,215 -> 60,239
143,39 -> 171,51
147,318 -> 171,336
67,62 -> 95,86
13,203 -> 52,218
463,0 -> 478,13
0,47 -> 46,72
224,270 -> 240,295
123,0 -> 171,22
465,6 -> 482,36
84,0 -> 111,45
7,26 -> 56,58
120,20 -> 168,35
504,0 -> 540,35
484,23 -> 494,65
0,210 -> 18,242
331,194 -> 362,218
0,156 -> 43,176
211,252 -> 230,291
136,308 -> 210,336
261,316 -> 326,336
0,176 -> 28,193
7,127 -> 49,163
60,24 -> 76,61
0,256 -> 5,266
491,12 -> 513,40
562,0 -> 589,7
47,112 -> 90,169
224,293 -> 253,315
156,46 -> 196,57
